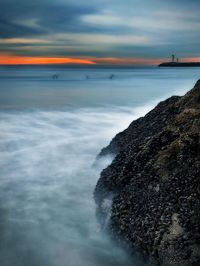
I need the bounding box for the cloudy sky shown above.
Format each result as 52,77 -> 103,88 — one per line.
0,0 -> 200,64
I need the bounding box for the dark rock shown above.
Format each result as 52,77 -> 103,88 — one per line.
94,80 -> 200,266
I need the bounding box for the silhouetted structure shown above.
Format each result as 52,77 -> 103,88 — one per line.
159,54 -> 200,67
52,74 -> 59,80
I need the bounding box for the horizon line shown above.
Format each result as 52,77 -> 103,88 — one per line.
0,54 -> 199,66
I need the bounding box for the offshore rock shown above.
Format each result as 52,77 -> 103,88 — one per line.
94,80 -> 200,266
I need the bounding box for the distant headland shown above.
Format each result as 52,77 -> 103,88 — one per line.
159,54 -> 200,67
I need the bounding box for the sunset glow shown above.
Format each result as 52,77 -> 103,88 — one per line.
183,57 -> 200,63
92,57 -> 167,65
0,54 -> 96,65
0,53 -> 167,66
0,53 -> 200,66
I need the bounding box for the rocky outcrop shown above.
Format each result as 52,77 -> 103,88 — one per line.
94,80 -> 200,266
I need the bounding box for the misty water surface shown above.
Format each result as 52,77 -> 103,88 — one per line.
0,66 -> 199,266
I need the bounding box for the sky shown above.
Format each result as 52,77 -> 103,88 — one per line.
0,0 -> 200,65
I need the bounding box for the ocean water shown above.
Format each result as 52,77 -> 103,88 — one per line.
0,66 -> 199,266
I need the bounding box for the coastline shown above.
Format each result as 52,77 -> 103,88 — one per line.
159,62 -> 200,67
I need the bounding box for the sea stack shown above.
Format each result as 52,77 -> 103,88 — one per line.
94,80 -> 200,266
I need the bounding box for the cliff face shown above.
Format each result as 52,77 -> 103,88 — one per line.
94,80 -> 200,266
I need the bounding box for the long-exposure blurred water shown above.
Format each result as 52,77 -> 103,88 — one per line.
0,66 -> 199,266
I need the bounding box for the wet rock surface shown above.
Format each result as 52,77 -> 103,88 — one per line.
94,80 -> 200,266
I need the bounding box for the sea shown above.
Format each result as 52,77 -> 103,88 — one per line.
0,65 -> 199,266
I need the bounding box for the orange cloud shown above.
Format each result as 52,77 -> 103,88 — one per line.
0,54 -> 96,65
